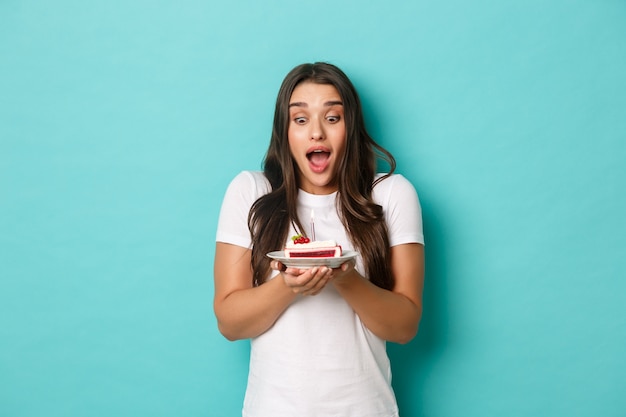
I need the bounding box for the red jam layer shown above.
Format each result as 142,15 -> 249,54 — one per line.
286,249 -> 339,258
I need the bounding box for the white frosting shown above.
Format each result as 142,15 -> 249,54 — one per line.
285,239 -> 337,249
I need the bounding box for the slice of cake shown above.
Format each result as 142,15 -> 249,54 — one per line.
284,235 -> 342,258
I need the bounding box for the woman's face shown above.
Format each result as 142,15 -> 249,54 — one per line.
288,81 -> 347,194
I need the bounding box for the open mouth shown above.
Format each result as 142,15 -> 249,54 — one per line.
307,149 -> 331,169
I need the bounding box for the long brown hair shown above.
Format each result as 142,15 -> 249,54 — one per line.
248,62 -> 397,289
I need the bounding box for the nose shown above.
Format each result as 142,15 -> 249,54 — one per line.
310,117 -> 325,140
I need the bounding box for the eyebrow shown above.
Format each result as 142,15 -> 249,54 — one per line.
288,100 -> 344,108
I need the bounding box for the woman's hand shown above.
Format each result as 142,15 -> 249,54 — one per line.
271,261 -> 333,296
329,259 -> 358,285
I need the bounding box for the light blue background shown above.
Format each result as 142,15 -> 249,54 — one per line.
1,1 -> 624,416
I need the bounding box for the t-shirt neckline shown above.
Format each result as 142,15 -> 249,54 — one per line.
297,189 -> 337,207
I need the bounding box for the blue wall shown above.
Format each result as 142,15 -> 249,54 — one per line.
1,1 -> 624,416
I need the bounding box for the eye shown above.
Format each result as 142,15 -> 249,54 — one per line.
326,115 -> 341,123
293,117 -> 307,124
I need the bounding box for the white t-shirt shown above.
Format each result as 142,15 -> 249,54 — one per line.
216,171 -> 424,417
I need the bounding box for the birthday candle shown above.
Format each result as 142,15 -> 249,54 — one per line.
310,209 -> 316,241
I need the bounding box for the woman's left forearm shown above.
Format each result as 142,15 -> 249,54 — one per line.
332,269 -> 422,344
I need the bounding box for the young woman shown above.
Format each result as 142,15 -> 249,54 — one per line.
214,62 -> 424,417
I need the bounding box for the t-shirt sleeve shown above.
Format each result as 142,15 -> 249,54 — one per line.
378,174 -> 424,247
215,171 -> 267,249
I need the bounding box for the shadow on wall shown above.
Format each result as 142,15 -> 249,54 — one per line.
388,195 -> 450,417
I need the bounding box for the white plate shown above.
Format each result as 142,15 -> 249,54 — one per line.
267,250 -> 359,269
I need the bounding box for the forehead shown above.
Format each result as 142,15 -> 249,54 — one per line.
289,82 -> 341,104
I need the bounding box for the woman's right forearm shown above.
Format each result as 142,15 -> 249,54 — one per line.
215,276 -> 296,341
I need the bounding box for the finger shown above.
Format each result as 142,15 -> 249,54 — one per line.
304,276 -> 330,295
301,267 -> 331,295
291,267 -> 318,291
340,260 -> 355,272
272,261 -> 287,271
284,267 -> 303,275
